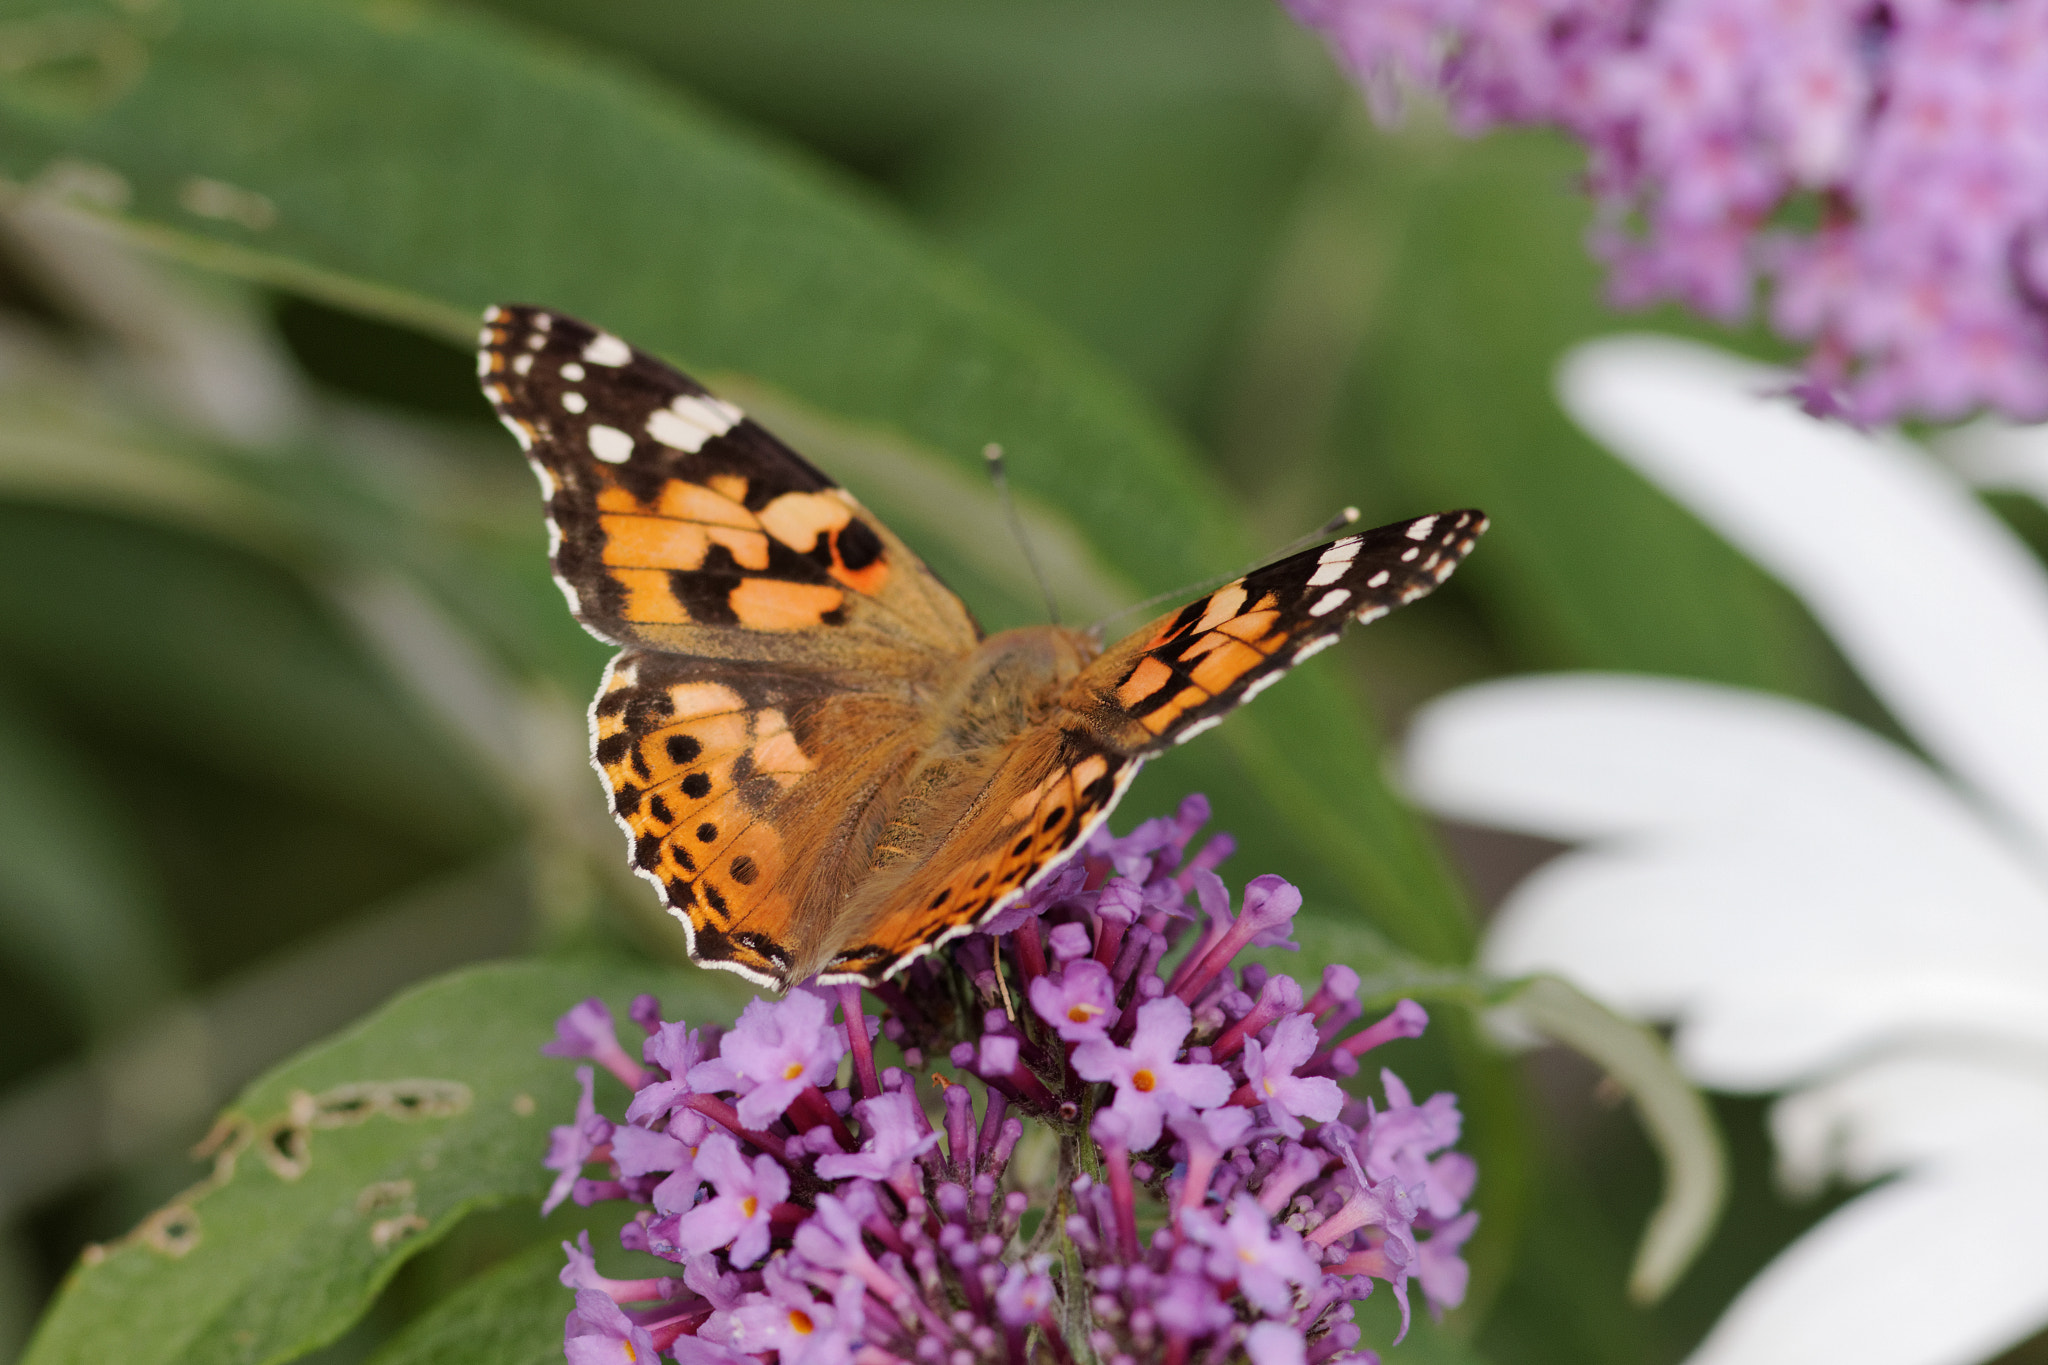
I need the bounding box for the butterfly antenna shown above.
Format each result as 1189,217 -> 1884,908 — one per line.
1090,505 -> 1362,633
984,443 -> 1061,626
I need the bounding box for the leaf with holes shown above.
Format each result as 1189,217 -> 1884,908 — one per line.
19,957 -> 751,1365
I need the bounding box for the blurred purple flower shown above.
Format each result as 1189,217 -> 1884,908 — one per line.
1286,0 -> 2048,423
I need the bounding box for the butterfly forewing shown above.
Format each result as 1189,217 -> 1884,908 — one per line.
1078,510 -> 1488,756
479,305 -> 976,664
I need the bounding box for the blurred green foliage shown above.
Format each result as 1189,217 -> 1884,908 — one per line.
0,0 -> 1894,1361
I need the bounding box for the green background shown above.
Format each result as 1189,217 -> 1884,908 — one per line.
0,0 -> 1994,1362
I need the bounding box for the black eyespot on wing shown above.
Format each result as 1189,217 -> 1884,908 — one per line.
835,519 -> 883,571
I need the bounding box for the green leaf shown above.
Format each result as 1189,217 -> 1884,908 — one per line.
0,501 -> 501,852
479,0 -> 1300,164
21,956 -> 751,1365
365,1242 -> 565,1365
0,677 -> 183,1036
1505,975 -> 1728,1304
1330,122 -> 1845,702
0,0 -> 1473,956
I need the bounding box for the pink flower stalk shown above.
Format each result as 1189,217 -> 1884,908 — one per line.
1287,0 -> 2048,423
541,797 -> 1474,1364
546,998 -> 650,1090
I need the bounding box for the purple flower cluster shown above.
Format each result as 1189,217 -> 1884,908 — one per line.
543,797 -> 1477,1365
1286,0 -> 2048,423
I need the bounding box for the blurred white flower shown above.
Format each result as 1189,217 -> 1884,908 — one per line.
1402,335 -> 2048,1365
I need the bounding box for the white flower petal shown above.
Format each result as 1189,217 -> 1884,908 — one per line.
1405,673 -> 1962,843
1688,1054 -> 2048,1365
1685,1157 -> 2048,1365
1488,845 -> 2048,1088
1772,1052 -> 2048,1191
1560,335 -> 2048,854
1412,676 -> 2048,1086
1938,418 -> 2048,508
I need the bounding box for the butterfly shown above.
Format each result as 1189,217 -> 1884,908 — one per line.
478,306 -> 1485,990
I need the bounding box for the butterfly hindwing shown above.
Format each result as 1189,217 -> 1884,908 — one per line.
593,648 -> 937,988
1078,510 -> 1488,754
479,305 -> 976,665
818,727 -> 1138,984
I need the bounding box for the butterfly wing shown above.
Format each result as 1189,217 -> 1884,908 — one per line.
818,724 -> 1139,983
592,649 -> 927,988
481,304 -> 991,989
1074,509 -> 1489,755
479,305 -> 978,669
820,509 -> 1488,984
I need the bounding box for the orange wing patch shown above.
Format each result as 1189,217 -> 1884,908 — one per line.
820,735 -> 1136,984
593,658 -> 824,985
576,476 -> 883,631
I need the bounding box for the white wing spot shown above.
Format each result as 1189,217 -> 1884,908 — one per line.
1406,515 -> 1439,540
588,424 -> 635,463
583,333 -> 633,367
1292,635 -> 1338,665
1307,560 -> 1348,587
1355,605 -> 1390,624
474,351 -> 490,378
1367,569 -> 1390,587
1242,671 -> 1286,701
561,362 -> 585,382
512,353 -> 533,376
534,313 -> 554,331
1400,547 -> 1420,562
647,394 -> 744,452
481,307 -> 501,324
1309,588 -> 1351,616
562,392 -> 588,414
1173,715 -> 1224,745
533,464 -> 558,499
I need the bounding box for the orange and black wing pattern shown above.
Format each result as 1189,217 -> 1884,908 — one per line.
1078,510 -> 1488,755
591,648 -> 926,989
823,511 -> 1488,985
818,729 -> 1138,984
478,305 -> 976,665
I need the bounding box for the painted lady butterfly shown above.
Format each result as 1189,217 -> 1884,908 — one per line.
479,306 -> 1485,990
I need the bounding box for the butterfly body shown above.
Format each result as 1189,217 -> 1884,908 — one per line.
480,306 -> 1485,989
